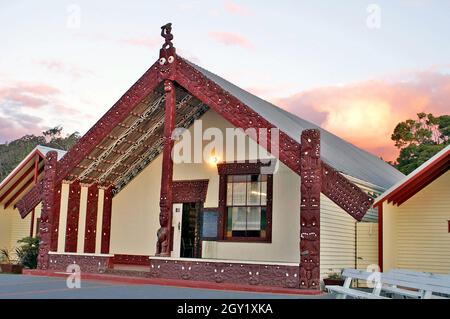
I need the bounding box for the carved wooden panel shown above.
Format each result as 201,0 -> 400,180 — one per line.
84,184 -> 99,253
156,80 -> 176,257
112,254 -> 150,266
65,181 -> 81,253
50,182 -> 62,252
299,129 -> 321,290
149,259 -> 299,289
321,162 -> 374,222
16,180 -> 43,218
173,180 -> 209,203
48,254 -> 111,273
101,186 -> 113,254
37,151 -> 58,270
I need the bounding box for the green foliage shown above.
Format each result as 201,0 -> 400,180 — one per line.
0,126 -> 80,182
15,237 -> 40,269
0,248 -> 16,264
392,113 -> 449,175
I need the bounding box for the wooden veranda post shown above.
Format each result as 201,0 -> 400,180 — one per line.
299,129 -> 321,289
156,23 -> 177,256
37,151 -> 59,269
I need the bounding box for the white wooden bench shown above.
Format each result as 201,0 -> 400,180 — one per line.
382,269 -> 450,298
326,269 -> 388,299
326,268 -> 450,299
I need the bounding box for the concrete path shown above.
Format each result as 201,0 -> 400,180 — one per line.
0,274 -> 332,299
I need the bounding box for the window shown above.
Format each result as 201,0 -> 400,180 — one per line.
226,174 -> 268,239
217,161 -> 274,242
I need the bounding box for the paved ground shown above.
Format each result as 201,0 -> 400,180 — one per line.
0,274 -> 331,299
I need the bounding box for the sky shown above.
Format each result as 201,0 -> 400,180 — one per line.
0,0 -> 449,161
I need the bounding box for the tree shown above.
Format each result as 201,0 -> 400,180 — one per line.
392,113 -> 449,175
0,126 -> 80,182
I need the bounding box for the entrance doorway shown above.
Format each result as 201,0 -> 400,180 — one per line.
180,202 -> 202,258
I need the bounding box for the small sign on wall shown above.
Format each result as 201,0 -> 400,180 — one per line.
201,208 -> 219,240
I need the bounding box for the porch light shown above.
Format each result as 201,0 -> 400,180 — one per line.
208,155 -> 220,166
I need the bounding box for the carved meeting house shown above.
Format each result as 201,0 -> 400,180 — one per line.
15,24 -> 403,290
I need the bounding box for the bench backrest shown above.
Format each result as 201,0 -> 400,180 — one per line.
389,269 -> 450,281
342,268 -> 450,296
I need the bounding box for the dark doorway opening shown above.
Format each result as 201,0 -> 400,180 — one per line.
180,202 -> 202,258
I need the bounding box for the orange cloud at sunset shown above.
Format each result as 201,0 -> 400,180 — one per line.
275,70 -> 450,161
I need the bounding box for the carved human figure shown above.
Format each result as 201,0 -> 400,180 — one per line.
156,208 -> 170,256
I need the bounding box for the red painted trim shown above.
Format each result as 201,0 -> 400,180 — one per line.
379,149 -> 449,206
65,181 -> 81,253
4,166 -> 44,209
378,204 -> 383,272
0,164 -> 35,204
101,186 -> 113,254
84,184 -> 99,253
22,269 -> 323,296
0,151 -> 40,197
448,220 -> 450,233
394,161 -> 449,205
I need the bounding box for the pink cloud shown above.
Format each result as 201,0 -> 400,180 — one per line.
209,31 -> 253,49
275,70 -> 450,161
0,83 -> 60,109
223,0 -> 253,16
36,60 -> 93,78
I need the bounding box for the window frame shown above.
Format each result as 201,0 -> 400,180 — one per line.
217,161 -> 273,243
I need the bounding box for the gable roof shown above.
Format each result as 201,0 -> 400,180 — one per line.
0,145 -> 66,209
374,144 -> 450,206
16,30 -> 398,219
189,61 -> 404,189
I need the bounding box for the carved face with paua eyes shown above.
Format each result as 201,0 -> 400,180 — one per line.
300,214 -> 319,241
158,46 -> 176,80
299,254 -> 320,288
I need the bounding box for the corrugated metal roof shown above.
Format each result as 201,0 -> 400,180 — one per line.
374,144 -> 450,205
188,60 -> 404,189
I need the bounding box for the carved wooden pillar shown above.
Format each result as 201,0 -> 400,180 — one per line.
101,186 -> 113,254
84,183 -> 99,253
299,129 -> 321,289
156,80 -> 176,256
65,181 -> 81,252
37,151 -> 58,270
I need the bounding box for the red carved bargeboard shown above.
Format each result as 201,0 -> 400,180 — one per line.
175,57 -> 301,174
321,162 -> 374,222
173,180 -> 209,203
149,258 -> 300,289
37,152 -> 58,270
299,129 -> 321,289
16,180 -> 43,218
48,253 -> 111,273
84,184 -> 99,253
65,181 -> 81,253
